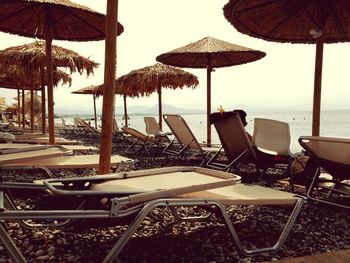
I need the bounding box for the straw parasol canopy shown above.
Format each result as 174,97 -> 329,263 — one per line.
0,0 -> 124,145
156,36 -> 266,145
14,92 -> 42,116
0,65 -> 72,89
0,40 -> 97,135
0,41 -> 99,75
72,85 -> 100,129
97,63 -> 199,129
223,0 -> 350,136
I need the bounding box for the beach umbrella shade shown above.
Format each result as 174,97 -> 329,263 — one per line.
103,63 -> 199,129
0,0 -> 123,145
96,81 -> 147,128
223,0 -> 350,136
72,85 -> 100,129
1,65 -> 71,130
156,36 -> 266,145
0,40 -> 98,135
14,92 -> 42,116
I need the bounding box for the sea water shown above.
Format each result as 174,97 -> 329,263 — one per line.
58,110 -> 350,153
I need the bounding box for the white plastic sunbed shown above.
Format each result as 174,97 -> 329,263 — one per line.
0,166 -> 304,263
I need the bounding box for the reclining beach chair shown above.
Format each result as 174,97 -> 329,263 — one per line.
252,118 -> 295,184
0,166 -> 304,263
163,114 -> 219,165
208,112 -> 255,173
74,117 -> 100,137
144,116 -> 172,143
121,126 -> 161,156
299,136 -> 350,209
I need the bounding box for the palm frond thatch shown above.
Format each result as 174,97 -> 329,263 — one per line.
96,63 -> 199,97
156,37 -> 266,68
0,0 -> 123,41
0,41 -> 99,75
0,65 -> 72,89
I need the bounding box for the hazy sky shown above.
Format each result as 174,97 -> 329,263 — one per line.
0,0 -> 350,114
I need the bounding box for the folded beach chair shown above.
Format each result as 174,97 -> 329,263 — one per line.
299,136 -> 350,209
162,114 -> 219,165
121,126 -> 161,156
0,166 -> 304,262
252,118 -> 295,184
208,112 -> 256,173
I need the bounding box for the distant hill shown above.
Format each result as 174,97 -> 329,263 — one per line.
55,103 -> 205,116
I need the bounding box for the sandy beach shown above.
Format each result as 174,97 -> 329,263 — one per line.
0,133 -> 349,263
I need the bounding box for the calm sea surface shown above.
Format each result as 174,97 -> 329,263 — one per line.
59,110 -> 350,153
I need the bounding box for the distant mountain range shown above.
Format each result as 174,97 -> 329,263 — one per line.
55,103 -> 205,116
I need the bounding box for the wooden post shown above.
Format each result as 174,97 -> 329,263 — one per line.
30,89 -> 34,132
206,54 -> 212,146
45,9 -> 55,144
99,0 -> 118,174
93,94 -> 97,129
21,89 -> 25,129
123,94 -> 128,127
17,89 -> 20,127
40,66 -> 46,134
158,84 -> 162,130
312,38 -> 324,136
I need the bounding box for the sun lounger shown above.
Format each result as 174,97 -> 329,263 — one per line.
144,116 -> 172,142
0,146 -> 69,165
208,112 -> 255,173
0,143 -> 98,155
74,117 -> 100,137
0,166 -> 304,262
121,126 -> 160,156
14,134 -> 79,145
163,114 -> 219,164
299,136 -> 350,209
252,118 -> 295,185
1,154 -> 132,177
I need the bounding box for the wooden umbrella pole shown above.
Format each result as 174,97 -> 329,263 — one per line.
93,94 -> 97,129
99,0 -> 118,174
158,84 -> 162,130
30,88 -> 34,132
45,9 -> 55,144
40,66 -> 46,134
206,55 -> 212,146
17,89 -> 20,127
21,88 -> 25,129
312,38 -> 324,136
123,94 -> 128,127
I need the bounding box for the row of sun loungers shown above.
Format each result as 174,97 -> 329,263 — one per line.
0,114 -> 348,262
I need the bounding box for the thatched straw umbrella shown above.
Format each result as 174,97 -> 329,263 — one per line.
72,85 -> 100,130
100,63 -> 199,129
0,0 -> 123,146
0,41 -> 97,135
156,37 -> 265,145
223,0 -> 350,136
0,65 -> 71,130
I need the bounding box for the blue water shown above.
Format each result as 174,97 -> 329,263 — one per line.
59,110 -> 350,153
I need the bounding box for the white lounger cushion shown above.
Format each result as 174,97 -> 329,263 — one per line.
180,183 -> 299,206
